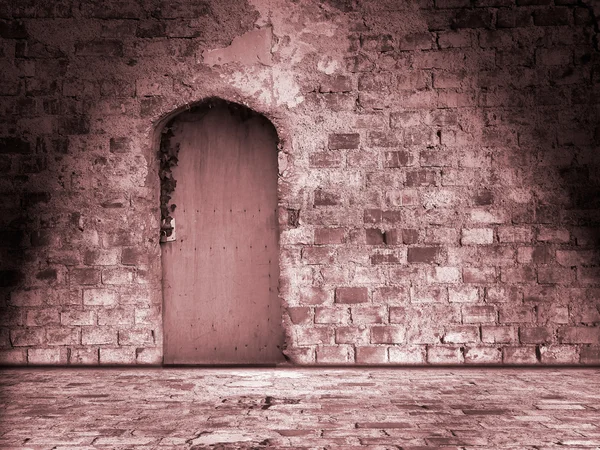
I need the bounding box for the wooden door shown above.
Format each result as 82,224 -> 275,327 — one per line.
162,103 -> 283,364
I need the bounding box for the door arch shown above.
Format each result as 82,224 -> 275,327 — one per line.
160,99 -> 284,364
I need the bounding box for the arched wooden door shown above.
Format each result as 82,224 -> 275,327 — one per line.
161,102 -> 284,364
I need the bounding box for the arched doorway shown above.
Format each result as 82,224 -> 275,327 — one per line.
160,99 -> 284,364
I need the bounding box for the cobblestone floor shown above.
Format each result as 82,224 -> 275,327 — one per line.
0,368 -> 599,449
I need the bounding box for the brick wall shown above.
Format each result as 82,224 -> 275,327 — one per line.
0,0 -> 599,365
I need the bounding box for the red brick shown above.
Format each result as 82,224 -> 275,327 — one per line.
517,246 -> 554,264
314,190 -> 341,207
335,287 -> 368,304
136,347 -> 162,364
83,289 -> 117,306
295,286 -> 332,306
320,75 -> 353,93
485,286 -> 521,303
533,8 -> 570,26
302,247 -> 335,265
373,286 -> 409,305
84,249 -> 120,266
503,346 -> 538,364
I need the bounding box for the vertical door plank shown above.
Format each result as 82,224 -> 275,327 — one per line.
162,104 -> 283,364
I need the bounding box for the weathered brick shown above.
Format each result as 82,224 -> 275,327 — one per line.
335,326 -> 369,344
118,328 -> 154,346
449,286 -> 479,303
482,326 -> 518,344
102,268 -> 135,285
407,247 -> 441,264
70,268 -> 101,286
427,266 -> 461,283
539,345 -> 579,364
81,327 -> 117,345
520,326 -> 553,344
99,347 -> 136,364
84,249 -> 120,266
0,349 -> 27,365
461,228 -> 493,245
294,327 -> 332,345
405,169 -> 437,187
70,347 -> 99,365
557,327 -> 600,345
335,287 -> 368,304
371,326 -> 406,344
462,305 -> 496,324
443,326 -> 479,343
411,286 -> 447,303
464,346 -> 502,364
350,306 -> 387,324
315,307 -> 348,324
499,305 -> 534,323
46,327 -> 79,345
28,348 -> 66,365
503,346 -> 538,364
328,133 -> 360,149
83,289 -> 117,306
463,267 -> 496,284
388,345 -> 426,364
316,345 -> 354,364
427,345 -> 463,364
314,228 -> 346,245
533,8 -> 570,26
61,310 -> 96,326
25,308 -> 59,327
11,327 -> 44,346
580,346 -> 600,364
75,40 -> 124,57
355,346 -> 387,364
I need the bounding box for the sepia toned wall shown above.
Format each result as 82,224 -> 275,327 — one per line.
0,0 -> 599,365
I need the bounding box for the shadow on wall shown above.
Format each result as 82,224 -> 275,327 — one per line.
0,0 -> 599,365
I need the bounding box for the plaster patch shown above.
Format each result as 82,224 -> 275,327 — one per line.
203,27 -> 273,67
317,56 -> 340,74
229,67 -> 304,109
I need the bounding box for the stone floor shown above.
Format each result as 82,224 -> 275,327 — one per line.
0,368 -> 599,449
